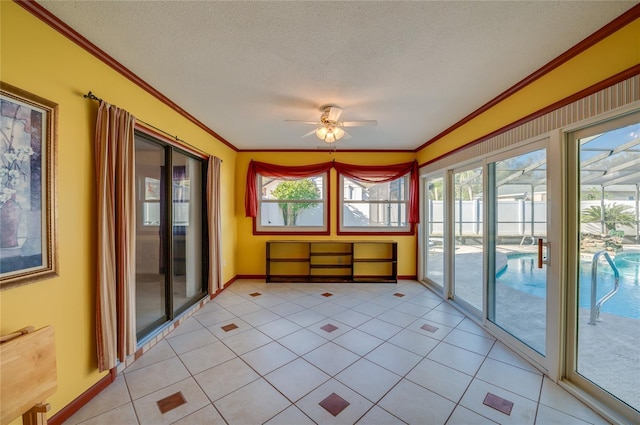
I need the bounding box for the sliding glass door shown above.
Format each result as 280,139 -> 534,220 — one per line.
135,132 -> 208,341
487,144 -> 548,357
567,112 -> 640,421
452,165 -> 484,313
424,174 -> 445,291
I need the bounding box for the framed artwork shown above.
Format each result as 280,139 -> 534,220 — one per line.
0,82 -> 57,289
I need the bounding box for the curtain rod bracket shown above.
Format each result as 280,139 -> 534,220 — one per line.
83,91 -> 103,102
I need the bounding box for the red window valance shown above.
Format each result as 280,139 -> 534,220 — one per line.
244,160 -> 333,218
245,159 -> 419,224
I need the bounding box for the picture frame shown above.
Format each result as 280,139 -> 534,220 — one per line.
0,82 -> 57,289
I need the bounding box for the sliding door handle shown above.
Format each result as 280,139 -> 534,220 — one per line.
537,238 -> 549,268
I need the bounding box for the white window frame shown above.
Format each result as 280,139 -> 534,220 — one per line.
255,172 -> 328,234
338,173 -> 411,234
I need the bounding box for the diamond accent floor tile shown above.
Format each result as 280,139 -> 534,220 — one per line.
393,293 -> 405,297
221,323 -> 238,332
157,391 -> 186,414
483,392 -> 514,415
322,292 -> 334,297
319,392 -> 350,416
320,323 -> 339,333
249,292 -> 262,297
421,323 -> 439,333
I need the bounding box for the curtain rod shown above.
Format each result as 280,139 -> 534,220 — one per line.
83,91 -> 219,161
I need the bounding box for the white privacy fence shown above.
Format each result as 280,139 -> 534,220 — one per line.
426,199 -> 639,240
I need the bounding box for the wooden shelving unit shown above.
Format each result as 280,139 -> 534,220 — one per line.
266,241 -> 397,283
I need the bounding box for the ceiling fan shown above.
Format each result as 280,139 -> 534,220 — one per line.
285,105 -> 377,143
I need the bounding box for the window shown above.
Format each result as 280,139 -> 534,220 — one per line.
256,173 -> 328,234
339,173 -> 411,233
134,131 -> 208,340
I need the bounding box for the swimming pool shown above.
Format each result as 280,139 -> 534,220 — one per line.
496,251 -> 640,319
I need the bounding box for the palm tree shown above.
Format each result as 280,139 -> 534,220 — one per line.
581,203 -> 636,233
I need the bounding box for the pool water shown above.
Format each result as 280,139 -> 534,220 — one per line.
496,252 -> 640,319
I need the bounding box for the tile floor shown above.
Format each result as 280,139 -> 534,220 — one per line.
64,280 -> 611,425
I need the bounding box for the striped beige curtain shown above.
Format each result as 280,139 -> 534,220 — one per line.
207,156 -> 223,295
95,102 -> 136,372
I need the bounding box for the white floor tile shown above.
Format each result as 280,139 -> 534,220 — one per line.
332,309 -> 372,327
125,357 -> 190,400
166,328 -> 217,355
378,379 -> 455,425
335,358 -> 402,403
268,301 -> 306,316
358,318 -> 402,340
535,405 -> 594,425
355,405 -> 407,424
265,357 -> 330,402
459,379 -> 538,425
65,376 -> 131,424
257,317 -> 302,340
178,340 -> 236,375
388,328 -> 439,356
446,406 -> 498,424
475,357 -> 543,401
303,341 -> 360,376
278,328 -> 329,355
214,378 -> 291,424
423,309 -> 465,327
405,318 -> 454,341
427,342 -> 485,376
487,341 -> 541,374
171,404 -> 227,425
240,308 -> 281,327
539,378 -> 610,425
132,378 -> 209,425
221,327 -> 272,355
76,403 -> 138,425
240,341 -> 297,375
406,358 -> 472,403
443,328 -> 495,356
225,300 -> 264,316
286,309 -> 327,327
264,405 -> 316,425
193,307 -> 236,327
333,328 -> 385,356
193,357 -> 260,402
365,342 -> 422,376
377,309 -> 419,327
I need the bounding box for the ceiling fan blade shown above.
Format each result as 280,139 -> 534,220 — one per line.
342,120 -> 377,127
301,128 -> 317,138
342,130 -> 352,140
327,106 -> 342,122
285,120 -> 319,125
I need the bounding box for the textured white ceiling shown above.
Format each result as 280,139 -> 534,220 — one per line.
39,1 -> 636,151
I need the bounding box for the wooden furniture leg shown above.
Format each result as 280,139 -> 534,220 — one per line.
22,403 -> 50,425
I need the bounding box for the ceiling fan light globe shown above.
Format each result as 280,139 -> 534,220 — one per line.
315,127 -> 328,140
333,126 -> 345,140
325,132 -> 336,143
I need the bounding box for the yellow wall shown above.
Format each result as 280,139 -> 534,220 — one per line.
416,18 -> 640,164
235,151 -> 418,277
0,2 -> 237,421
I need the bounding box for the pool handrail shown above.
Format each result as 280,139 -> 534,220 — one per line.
589,250 -> 620,325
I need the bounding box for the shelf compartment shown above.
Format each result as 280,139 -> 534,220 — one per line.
268,261 -> 309,276
267,241 -> 310,260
